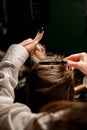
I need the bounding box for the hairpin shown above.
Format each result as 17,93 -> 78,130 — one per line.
39,60 -> 67,65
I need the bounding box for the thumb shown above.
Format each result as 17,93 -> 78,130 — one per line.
67,60 -> 79,69
24,42 -> 37,52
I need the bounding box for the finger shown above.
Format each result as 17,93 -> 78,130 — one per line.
64,53 -> 81,62
35,44 -> 42,52
31,54 -> 41,63
66,60 -> 79,69
24,27 -> 44,50
34,27 -> 44,43
19,38 -> 33,46
19,27 -> 44,47
30,50 -> 34,56
66,60 -> 87,75
34,50 -> 46,60
24,42 -> 37,52
35,44 -> 46,52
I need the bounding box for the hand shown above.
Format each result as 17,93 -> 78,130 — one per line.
19,27 -> 44,54
31,44 -> 46,63
64,52 -> 87,75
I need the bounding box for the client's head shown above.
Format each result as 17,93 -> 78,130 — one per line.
26,46 -> 74,113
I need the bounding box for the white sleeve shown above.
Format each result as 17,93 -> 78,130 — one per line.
0,44 -> 29,100
0,44 -> 38,130
0,44 -> 67,130
0,44 -> 61,130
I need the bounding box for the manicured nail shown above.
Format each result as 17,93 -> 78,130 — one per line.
38,27 -> 44,33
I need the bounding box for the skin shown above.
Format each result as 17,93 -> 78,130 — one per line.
65,52 -> 87,76
20,32 -> 87,76
19,29 -> 46,61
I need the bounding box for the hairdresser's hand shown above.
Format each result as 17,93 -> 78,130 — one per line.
65,52 -> 87,76
19,27 -> 44,54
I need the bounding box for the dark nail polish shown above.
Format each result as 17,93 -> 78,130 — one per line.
38,27 -> 44,33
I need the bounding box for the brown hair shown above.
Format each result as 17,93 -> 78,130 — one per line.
26,56 -> 74,113
33,101 -> 87,130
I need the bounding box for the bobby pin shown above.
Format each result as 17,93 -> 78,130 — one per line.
39,60 -> 67,65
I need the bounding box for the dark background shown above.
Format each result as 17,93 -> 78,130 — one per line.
0,0 -> 87,56
0,0 -> 87,104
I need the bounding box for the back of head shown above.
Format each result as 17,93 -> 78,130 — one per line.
26,55 -> 74,113
34,101 -> 87,130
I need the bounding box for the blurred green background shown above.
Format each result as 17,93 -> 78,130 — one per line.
0,0 -> 87,56
44,0 -> 87,56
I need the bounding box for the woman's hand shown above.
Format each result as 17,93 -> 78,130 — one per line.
19,27 -> 44,54
65,52 -> 87,76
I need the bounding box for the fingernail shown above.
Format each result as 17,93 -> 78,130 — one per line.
38,27 -> 44,33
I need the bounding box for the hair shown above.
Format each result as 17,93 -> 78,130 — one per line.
33,101 -> 87,130
25,55 -> 74,113
0,50 -> 5,61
